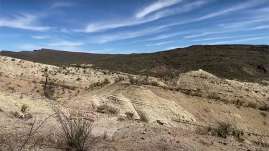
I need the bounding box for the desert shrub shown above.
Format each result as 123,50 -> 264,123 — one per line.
115,76 -> 125,83
44,84 -> 56,100
12,111 -> 32,120
103,78 -> 110,84
96,104 -> 119,115
89,79 -> 110,89
161,72 -> 178,81
209,122 -> 243,140
125,112 -> 134,120
207,92 -> 220,100
259,104 -> 269,112
55,110 -> 93,151
129,76 -> 139,85
0,108 -> 3,112
136,110 -> 149,123
21,104 -> 29,113
233,99 -> 245,107
210,122 -> 232,138
246,102 -> 258,109
148,81 -> 160,87
128,75 -> 161,87
260,111 -> 267,117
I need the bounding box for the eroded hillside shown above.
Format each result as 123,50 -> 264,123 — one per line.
0,55 -> 269,151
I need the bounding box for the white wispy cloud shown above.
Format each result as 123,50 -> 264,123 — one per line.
184,23 -> 269,40
0,14 -> 50,31
146,31 -> 188,41
218,18 -> 268,29
32,35 -> 50,40
209,36 -> 269,45
82,0 -> 207,33
91,26 -> 167,44
156,0 -> 268,31
183,31 -> 225,39
48,41 -> 83,47
135,0 -> 183,19
83,15 -> 160,33
149,0 -> 206,20
196,0 -> 266,21
146,40 -> 174,47
19,40 -> 84,51
252,25 -> 269,30
51,2 -> 74,9
191,36 -> 236,42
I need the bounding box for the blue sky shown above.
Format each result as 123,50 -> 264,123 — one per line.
0,0 -> 269,53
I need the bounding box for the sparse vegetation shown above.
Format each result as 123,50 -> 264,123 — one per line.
115,76 -> 125,82
125,112 -> 134,120
259,104 -> 269,112
88,78 -> 110,89
55,109 -> 93,151
260,111 -> 267,117
96,104 -> 119,115
3,45 -> 268,82
207,92 -> 221,100
136,110 -> 149,123
128,75 -> 160,87
208,122 -> 244,141
21,104 -> 29,113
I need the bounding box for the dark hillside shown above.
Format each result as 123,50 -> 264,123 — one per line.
1,45 -> 269,82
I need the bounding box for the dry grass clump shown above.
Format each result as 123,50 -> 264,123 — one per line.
55,110 -> 93,151
197,122 -> 244,142
207,92 -> 221,100
208,122 -> 244,141
96,104 -> 119,115
136,110 -> 149,123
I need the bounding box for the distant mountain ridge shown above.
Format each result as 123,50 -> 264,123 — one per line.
1,45 -> 269,82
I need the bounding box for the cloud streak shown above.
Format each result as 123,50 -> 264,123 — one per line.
210,36 -> 269,45
51,2 -> 75,9
91,26 -> 167,44
82,0 -> 207,33
0,14 -> 50,31
135,0 -> 183,18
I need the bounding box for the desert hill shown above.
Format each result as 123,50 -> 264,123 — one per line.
0,53 -> 269,150
1,45 -> 269,82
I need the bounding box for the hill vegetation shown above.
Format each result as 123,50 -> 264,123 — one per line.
1,45 -> 269,82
